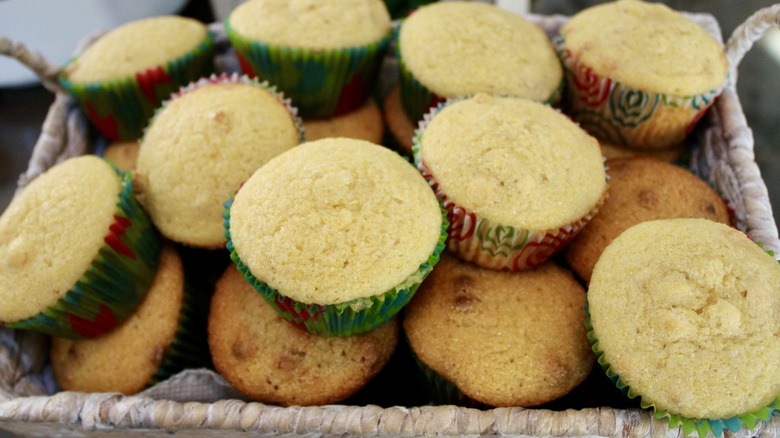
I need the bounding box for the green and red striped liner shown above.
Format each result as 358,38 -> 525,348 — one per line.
5,161 -> 161,339
412,98 -> 605,271
223,197 -> 448,337
555,35 -> 725,150
59,31 -> 216,141
225,20 -> 392,118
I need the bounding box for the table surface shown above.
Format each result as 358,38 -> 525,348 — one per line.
2,0 -> 780,221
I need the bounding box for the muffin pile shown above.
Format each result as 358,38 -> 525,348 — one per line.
2,1 -> 778,435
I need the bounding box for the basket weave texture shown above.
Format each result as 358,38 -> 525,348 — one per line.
1,7 -> 780,437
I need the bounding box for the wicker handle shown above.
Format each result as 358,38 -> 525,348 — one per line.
726,3 -> 780,86
0,36 -> 63,93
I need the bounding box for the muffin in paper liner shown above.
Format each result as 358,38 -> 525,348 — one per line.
222,197 -> 448,337
555,35 -> 725,151
50,244 -> 211,393
5,162 -> 162,339
59,30 -> 216,142
412,99 -> 606,271
225,19 -> 392,118
584,305 -> 778,438
133,72 -> 305,249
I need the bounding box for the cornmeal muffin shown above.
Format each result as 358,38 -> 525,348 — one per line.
404,255 -> 593,407
59,16 -> 215,141
588,218 -> 780,434
414,94 -> 606,271
557,0 -> 728,149
565,157 -> 730,282
103,140 -> 140,172
134,74 -> 302,249
226,0 -> 392,117
303,98 -> 384,144
209,264 -> 399,405
0,155 -> 160,338
383,84 -> 416,156
397,1 -> 563,122
50,244 -> 206,394
225,138 -> 446,336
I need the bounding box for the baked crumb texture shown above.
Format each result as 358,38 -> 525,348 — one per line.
0,156 -> 161,339
588,218 -> 780,435
397,1 -> 563,123
404,255 -> 593,407
59,16 -> 215,141
226,138 -> 446,336
134,74 -> 302,249
414,93 -> 606,271
557,0 -> 728,150
209,264 -> 398,405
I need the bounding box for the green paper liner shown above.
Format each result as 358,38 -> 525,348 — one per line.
395,34 -> 564,125
59,31 -> 216,141
225,20 -> 391,118
555,35 -> 725,150
5,161 -> 162,339
585,303 -> 779,438
148,263 -> 212,385
223,197 -> 448,337
412,98 -> 606,271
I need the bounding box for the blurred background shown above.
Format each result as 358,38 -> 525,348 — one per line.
1,0 -> 779,226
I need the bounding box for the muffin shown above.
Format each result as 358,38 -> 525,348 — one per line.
383,84 -> 416,156
102,140 -> 140,172
224,138 -> 446,336
557,0 -> 728,149
588,218 -> 780,435
209,264 -> 399,406
0,155 -> 160,339
404,255 -> 594,407
565,157 -> 731,282
59,16 -> 215,141
226,0 -> 392,117
50,243 -> 208,394
134,74 -> 303,249
396,1 -> 563,123
303,98 -> 384,144
414,94 -> 606,271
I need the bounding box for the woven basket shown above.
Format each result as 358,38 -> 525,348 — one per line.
2,6 -> 780,437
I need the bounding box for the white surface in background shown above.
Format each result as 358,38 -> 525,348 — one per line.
0,0 -> 187,88
760,27 -> 780,65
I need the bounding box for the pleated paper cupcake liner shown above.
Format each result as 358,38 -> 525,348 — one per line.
59,31 -> 216,141
555,35 -> 725,150
226,20 -> 391,118
223,197 -> 448,337
5,164 -> 162,339
585,304 -> 779,438
412,99 -> 606,271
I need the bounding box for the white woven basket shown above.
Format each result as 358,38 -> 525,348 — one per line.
1,6 -> 780,437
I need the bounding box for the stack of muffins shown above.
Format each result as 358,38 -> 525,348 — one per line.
2,1 -> 778,435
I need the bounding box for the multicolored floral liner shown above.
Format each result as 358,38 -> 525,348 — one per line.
223,198 -> 448,337
150,72 -> 305,144
5,162 -> 162,339
395,36 -> 564,125
412,99 -> 605,271
584,304 -> 778,438
554,35 -> 726,150
58,31 -> 216,142
225,20 -> 392,118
